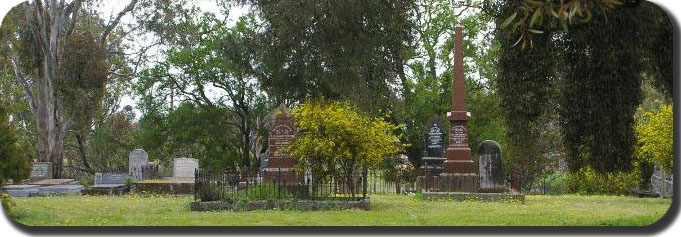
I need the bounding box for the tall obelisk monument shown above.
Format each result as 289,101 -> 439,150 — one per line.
440,23 -> 478,192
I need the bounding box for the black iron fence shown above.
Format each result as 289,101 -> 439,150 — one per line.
195,168 -> 369,202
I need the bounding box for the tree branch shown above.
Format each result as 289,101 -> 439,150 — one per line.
8,51 -> 38,114
99,0 -> 139,44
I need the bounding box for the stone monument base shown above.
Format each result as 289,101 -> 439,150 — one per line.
478,187 -> 508,193
416,175 -> 439,190
438,173 -> 478,192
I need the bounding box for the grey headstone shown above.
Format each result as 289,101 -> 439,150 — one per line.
30,162 -> 53,179
173,158 -> 199,178
425,116 -> 445,158
477,140 -> 505,192
651,165 -> 673,197
95,173 -> 129,185
129,149 -> 149,179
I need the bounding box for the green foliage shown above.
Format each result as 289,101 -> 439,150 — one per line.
399,0 -> 503,166
496,0 -> 557,186
1,193 -> 18,218
635,105 -> 673,174
0,102 -> 33,186
495,1 -> 672,178
380,155 -> 417,185
498,0 -> 624,50
251,0 -> 414,112
559,3 -> 661,174
564,166 -> 640,195
288,99 -> 403,182
124,177 -> 135,190
134,102 -> 242,170
58,32 -> 110,136
136,11 -> 271,169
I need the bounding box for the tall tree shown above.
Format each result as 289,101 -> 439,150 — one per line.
494,0 -> 672,175
1,0 -> 140,177
136,9 -> 271,168
248,0 -> 415,113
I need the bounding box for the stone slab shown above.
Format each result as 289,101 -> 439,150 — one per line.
422,192 -> 525,202
85,184 -> 127,196
2,185 -> 41,197
90,184 -> 126,188
2,185 -> 40,190
30,179 -> 77,186
38,185 -> 84,196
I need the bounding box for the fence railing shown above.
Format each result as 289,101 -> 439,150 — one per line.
195,168 -> 370,202
419,166 -> 517,193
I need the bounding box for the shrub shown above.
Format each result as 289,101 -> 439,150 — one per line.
0,103 -> 33,186
564,166 -> 640,195
635,105 -> 673,174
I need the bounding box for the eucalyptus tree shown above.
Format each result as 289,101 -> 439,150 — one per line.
1,0 -> 142,177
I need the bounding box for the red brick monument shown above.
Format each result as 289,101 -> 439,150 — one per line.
440,24 -> 478,192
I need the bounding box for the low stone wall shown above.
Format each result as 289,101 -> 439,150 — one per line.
133,181 -> 194,195
190,198 -> 371,212
423,192 -> 525,202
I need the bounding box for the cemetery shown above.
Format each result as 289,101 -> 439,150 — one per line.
0,0 -> 674,228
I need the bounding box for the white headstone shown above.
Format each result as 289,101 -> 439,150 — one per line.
173,158 -> 199,178
129,149 -> 149,179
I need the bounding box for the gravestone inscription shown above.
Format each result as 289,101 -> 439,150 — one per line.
30,162 -> 53,180
267,110 -> 296,169
425,117 -> 445,158
477,140 -> 505,192
174,158 -> 199,178
95,173 -> 129,185
265,107 -> 298,183
129,149 -> 149,179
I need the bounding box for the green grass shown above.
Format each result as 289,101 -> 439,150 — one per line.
5,194 -> 671,226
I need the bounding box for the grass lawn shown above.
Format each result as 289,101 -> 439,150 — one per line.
6,194 -> 671,226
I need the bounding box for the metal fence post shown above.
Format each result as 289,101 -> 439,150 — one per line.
362,167 -> 368,199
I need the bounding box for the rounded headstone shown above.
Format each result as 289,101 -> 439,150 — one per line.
477,140 -> 505,192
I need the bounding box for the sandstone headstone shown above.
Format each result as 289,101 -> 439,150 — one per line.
265,107 -> 298,182
174,158 -> 199,178
129,149 -> 149,179
30,162 -> 53,180
477,140 -> 505,193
